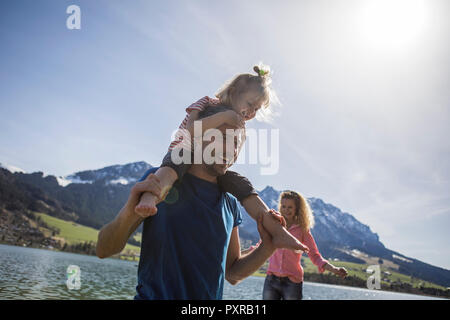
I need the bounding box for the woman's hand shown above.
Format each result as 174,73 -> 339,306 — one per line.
323,263 -> 348,278
334,267 -> 348,278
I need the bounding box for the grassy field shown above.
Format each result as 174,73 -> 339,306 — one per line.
133,232 -> 142,244
301,257 -> 445,290
251,256 -> 445,291
34,212 -> 140,255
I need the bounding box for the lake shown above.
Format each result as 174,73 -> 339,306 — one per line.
0,244 -> 444,300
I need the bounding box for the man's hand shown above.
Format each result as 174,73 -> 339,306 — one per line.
256,211 -> 284,253
96,175 -> 162,258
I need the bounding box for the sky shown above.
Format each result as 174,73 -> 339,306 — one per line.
1,0 -> 449,269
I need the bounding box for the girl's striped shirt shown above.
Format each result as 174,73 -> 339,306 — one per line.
168,96 -> 221,151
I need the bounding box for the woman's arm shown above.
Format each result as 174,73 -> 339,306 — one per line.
323,262 -> 348,278
303,230 -> 329,273
96,175 -> 161,258
303,230 -> 348,278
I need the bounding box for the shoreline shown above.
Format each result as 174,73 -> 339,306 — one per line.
1,243 -> 448,300
251,268 -> 449,299
0,241 -> 137,262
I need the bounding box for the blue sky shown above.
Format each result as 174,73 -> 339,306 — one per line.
1,0 -> 449,269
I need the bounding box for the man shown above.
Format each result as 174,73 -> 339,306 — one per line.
96,106 -> 280,299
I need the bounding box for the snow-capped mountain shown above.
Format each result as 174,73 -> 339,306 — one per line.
57,161 -> 152,187
240,186 -> 385,261
308,197 -> 382,251
0,162 -> 26,174
240,186 -> 450,287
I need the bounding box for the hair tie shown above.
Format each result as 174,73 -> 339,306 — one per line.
253,66 -> 269,77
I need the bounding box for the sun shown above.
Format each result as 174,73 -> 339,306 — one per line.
357,0 -> 429,51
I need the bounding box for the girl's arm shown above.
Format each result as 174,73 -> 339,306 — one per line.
186,109 -> 244,137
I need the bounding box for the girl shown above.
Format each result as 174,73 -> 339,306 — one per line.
135,64 -> 308,252
256,190 -> 348,300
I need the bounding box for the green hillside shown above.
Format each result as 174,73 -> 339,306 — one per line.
34,212 -> 140,255
301,257 -> 445,290
251,255 -> 446,292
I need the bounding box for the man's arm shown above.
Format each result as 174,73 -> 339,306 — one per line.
225,216 -> 275,285
96,176 -> 161,258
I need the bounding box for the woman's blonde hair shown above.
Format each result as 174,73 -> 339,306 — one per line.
278,190 -> 315,233
215,62 -> 280,122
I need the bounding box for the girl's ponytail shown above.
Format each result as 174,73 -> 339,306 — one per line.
253,65 -> 269,77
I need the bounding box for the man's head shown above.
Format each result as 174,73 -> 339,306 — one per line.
194,106 -> 246,177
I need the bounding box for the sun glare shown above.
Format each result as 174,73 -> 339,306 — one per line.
358,0 -> 429,51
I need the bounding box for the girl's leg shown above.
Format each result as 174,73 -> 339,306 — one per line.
135,150 -> 191,216
216,170 -> 258,202
242,195 -> 308,251
135,167 -> 178,215
217,171 -> 309,252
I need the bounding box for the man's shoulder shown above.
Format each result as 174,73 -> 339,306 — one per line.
223,192 -> 239,206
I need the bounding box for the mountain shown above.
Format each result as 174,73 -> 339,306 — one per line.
241,186 -> 450,287
0,162 -> 26,174
2,162 -> 152,229
1,161 -> 450,287
56,162 -> 152,187
241,186 -> 385,262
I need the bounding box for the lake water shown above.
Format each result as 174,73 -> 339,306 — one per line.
0,244 -> 444,300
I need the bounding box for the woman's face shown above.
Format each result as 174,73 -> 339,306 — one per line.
280,198 -> 297,223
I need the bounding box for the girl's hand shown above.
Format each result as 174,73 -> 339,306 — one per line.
224,110 -> 245,127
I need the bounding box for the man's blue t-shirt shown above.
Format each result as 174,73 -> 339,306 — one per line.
134,167 -> 242,300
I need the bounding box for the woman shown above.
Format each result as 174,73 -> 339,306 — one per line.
249,190 -> 348,300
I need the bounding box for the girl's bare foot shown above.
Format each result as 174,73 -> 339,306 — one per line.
271,229 -> 309,253
135,192 -> 158,217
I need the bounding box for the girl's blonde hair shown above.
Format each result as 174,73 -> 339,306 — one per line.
215,62 -> 280,122
278,190 -> 315,233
